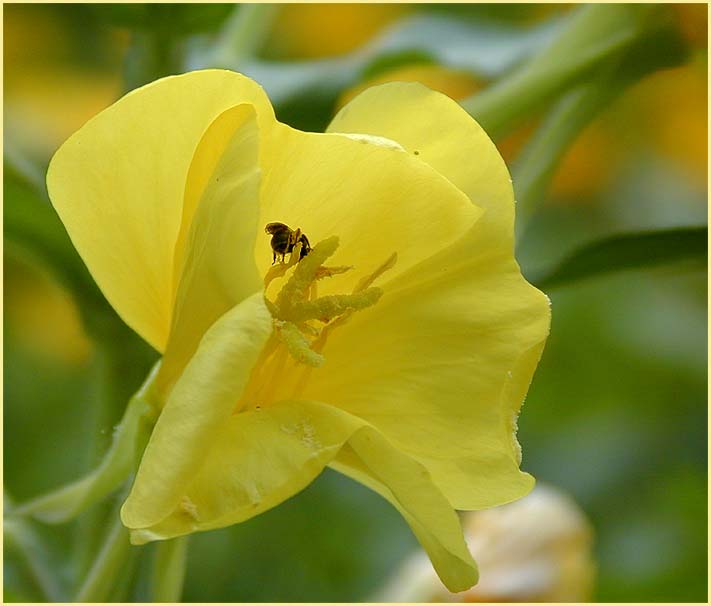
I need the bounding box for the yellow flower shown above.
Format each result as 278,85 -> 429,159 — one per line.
46,70 -> 550,592
380,484 -> 596,602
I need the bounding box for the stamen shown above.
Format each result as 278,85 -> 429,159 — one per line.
276,320 -> 325,367
288,289 -> 382,324
354,252 -> 398,293
261,235 -> 397,375
275,236 -> 339,316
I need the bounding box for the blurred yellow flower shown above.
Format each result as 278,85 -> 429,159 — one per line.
4,5 -> 126,159
380,484 -> 596,602
46,70 -> 549,591
267,3 -> 409,59
337,63 -> 482,109
5,247 -> 93,365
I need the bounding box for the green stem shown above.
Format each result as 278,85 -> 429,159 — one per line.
512,8 -> 687,240
4,494 -> 64,602
107,549 -> 140,602
150,537 -> 189,602
74,343 -> 132,581
208,3 -> 279,66
11,361 -> 160,524
74,492 -> 134,603
512,68 -> 622,239
461,4 -> 658,138
123,17 -> 183,92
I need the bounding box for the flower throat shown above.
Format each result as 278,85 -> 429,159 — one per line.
237,235 -> 397,412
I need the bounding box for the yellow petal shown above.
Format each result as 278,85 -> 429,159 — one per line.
157,104 -> 263,393
121,292 -> 273,529
254,123 -> 482,296
126,398 -> 477,592
303,224 -> 548,509
322,81 -> 549,508
328,81 -> 515,246
331,436 -> 478,592
47,70 -> 273,351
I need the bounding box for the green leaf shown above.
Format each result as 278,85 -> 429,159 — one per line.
531,227 -> 708,290
91,4 -> 233,34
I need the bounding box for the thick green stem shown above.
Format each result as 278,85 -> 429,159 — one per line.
208,3 -> 279,66
512,10 -> 686,240
150,536 -> 189,602
11,361 -> 160,523
512,69 -> 622,239
461,4 -> 659,138
74,493 -> 133,603
74,342 -> 137,581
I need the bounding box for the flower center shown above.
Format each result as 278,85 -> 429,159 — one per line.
237,236 -> 396,412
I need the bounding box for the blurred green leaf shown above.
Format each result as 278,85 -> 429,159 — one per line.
513,14 -> 686,235
91,4 -> 232,34
188,13 -> 563,131
463,4 -> 685,137
531,227 -> 707,290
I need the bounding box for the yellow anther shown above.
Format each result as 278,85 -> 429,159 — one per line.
277,321 -> 325,368
288,288 -> 382,324
275,236 -> 339,316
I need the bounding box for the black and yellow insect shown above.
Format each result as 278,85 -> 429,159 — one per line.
265,222 -> 312,264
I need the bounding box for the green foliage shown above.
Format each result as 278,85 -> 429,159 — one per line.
90,4 -> 233,34
532,227 -> 707,289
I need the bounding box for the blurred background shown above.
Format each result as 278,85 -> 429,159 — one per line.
4,3 -> 707,603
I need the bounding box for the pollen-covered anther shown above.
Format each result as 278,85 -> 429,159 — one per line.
276,320 -> 325,367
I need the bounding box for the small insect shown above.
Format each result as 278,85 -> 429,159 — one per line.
265,222 -> 312,264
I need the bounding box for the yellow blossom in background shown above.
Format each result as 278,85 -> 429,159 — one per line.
266,3 -> 410,59
380,484 -> 595,602
46,70 -> 550,591
625,60 -> 708,187
4,4 -> 126,159
672,3 -> 708,50
337,63 -> 482,109
4,247 -> 93,365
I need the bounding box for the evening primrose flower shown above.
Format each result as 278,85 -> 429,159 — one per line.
46,69 -> 550,591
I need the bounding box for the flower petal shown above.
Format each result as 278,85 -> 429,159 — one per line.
254,124 -> 483,296
157,104 -> 263,393
327,82 -> 514,245
330,435 -> 479,592
321,82 -> 550,508
121,292 -> 273,529
47,70 -> 273,350
125,398 -> 477,592
302,220 -> 549,510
